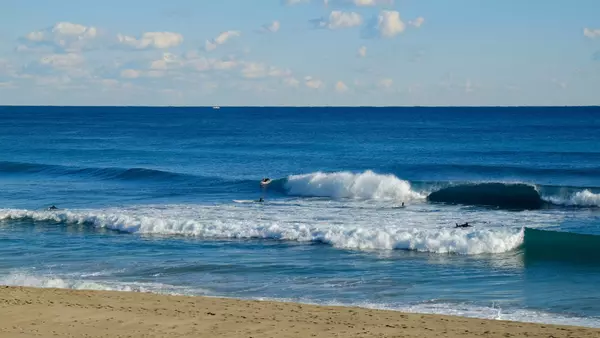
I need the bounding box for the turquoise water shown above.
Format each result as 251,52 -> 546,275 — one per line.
0,106 -> 599,327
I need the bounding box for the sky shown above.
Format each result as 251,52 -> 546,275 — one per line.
0,0 -> 599,106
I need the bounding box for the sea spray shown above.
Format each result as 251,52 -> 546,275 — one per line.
284,170 -> 425,201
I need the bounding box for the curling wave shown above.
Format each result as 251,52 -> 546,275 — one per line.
426,183 -> 544,210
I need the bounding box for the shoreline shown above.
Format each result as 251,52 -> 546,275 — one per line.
1,286 -> 599,338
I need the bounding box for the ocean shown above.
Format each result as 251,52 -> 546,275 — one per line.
0,106 -> 599,327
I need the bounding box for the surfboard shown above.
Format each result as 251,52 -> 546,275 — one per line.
233,199 -> 264,204
233,200 -> 255,203
260,178 -> 272,187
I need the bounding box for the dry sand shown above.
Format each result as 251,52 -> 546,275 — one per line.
0,286 -> 598,338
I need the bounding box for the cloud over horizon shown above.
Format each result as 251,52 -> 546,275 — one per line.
0,1 -> 598,106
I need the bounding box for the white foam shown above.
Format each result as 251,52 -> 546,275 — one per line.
369,301 -> 600,328
0,206 -> 526,255
284,170 -> 426,201
0,271 -> 210,295
543,189 -> 600,207
242,296 -> 600,328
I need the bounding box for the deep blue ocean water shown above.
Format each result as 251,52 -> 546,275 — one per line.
0,106 -> 599,327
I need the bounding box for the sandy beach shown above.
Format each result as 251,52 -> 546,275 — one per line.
0,286 -> 598,338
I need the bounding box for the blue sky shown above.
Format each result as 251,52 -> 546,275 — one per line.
0,0 -> 599,106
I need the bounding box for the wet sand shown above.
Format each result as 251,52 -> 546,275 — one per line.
1,286 -> 598,338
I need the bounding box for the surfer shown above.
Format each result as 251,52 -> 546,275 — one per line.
47,205 -> 58,211
455,222 -> 471,228
393,202 -> 405,209
257,197 -> 264,203
260,178 -> 271,187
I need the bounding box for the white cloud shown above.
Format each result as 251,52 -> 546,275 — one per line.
150,53 -> 181,70
133,52 -> 291,84
23,22 -> 99,52
324,0 -> 393,6
283,77 -> 300,87
335,81 -> 348,92
241,63 -> 267,78
39,53 -> 84,69
351,0 -> 393,6
262,21 -> 281,33
121,69 -> 141,79
285,0 -> 309,5
358,46 -> 367,57
215,31 -> 240,44
241,62 -> 291,79
376,10 -> 406,37
584,28 -> 600,38
182,54 -> 241,73
213,60 -> 238,70
317,11 -> 362,29
205,41 -> 218,51
30,74 -> 87,90
205,31 -> 241,51
409,17 -> 425,28
26,31 -> 45,42
117,32 -> 183,49
305,76 -> 323,89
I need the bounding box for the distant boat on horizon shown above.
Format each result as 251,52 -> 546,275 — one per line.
213,106 -> 220,110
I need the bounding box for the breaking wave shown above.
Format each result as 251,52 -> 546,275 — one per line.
282,170 -> 426,201
542,189 -> 600,207
1,161 -> 598,209
2,208 -> 599,263
0,208 -> 523,255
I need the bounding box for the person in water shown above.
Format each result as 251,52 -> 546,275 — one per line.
455,222 -> 471,228
257,197 -> 264,203
48,205 -> 58,210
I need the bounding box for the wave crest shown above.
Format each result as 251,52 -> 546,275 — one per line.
542,189 -> 600,207
283,170 -> 425,201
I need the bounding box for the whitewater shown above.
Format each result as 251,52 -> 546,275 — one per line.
1,106 -> 599,328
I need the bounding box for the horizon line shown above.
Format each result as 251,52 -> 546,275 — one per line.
1,105 -> 599,109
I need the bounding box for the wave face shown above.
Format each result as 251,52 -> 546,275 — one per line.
427,183 -> 545,210
523,228 -> 600,264
283,170 -> 426,201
